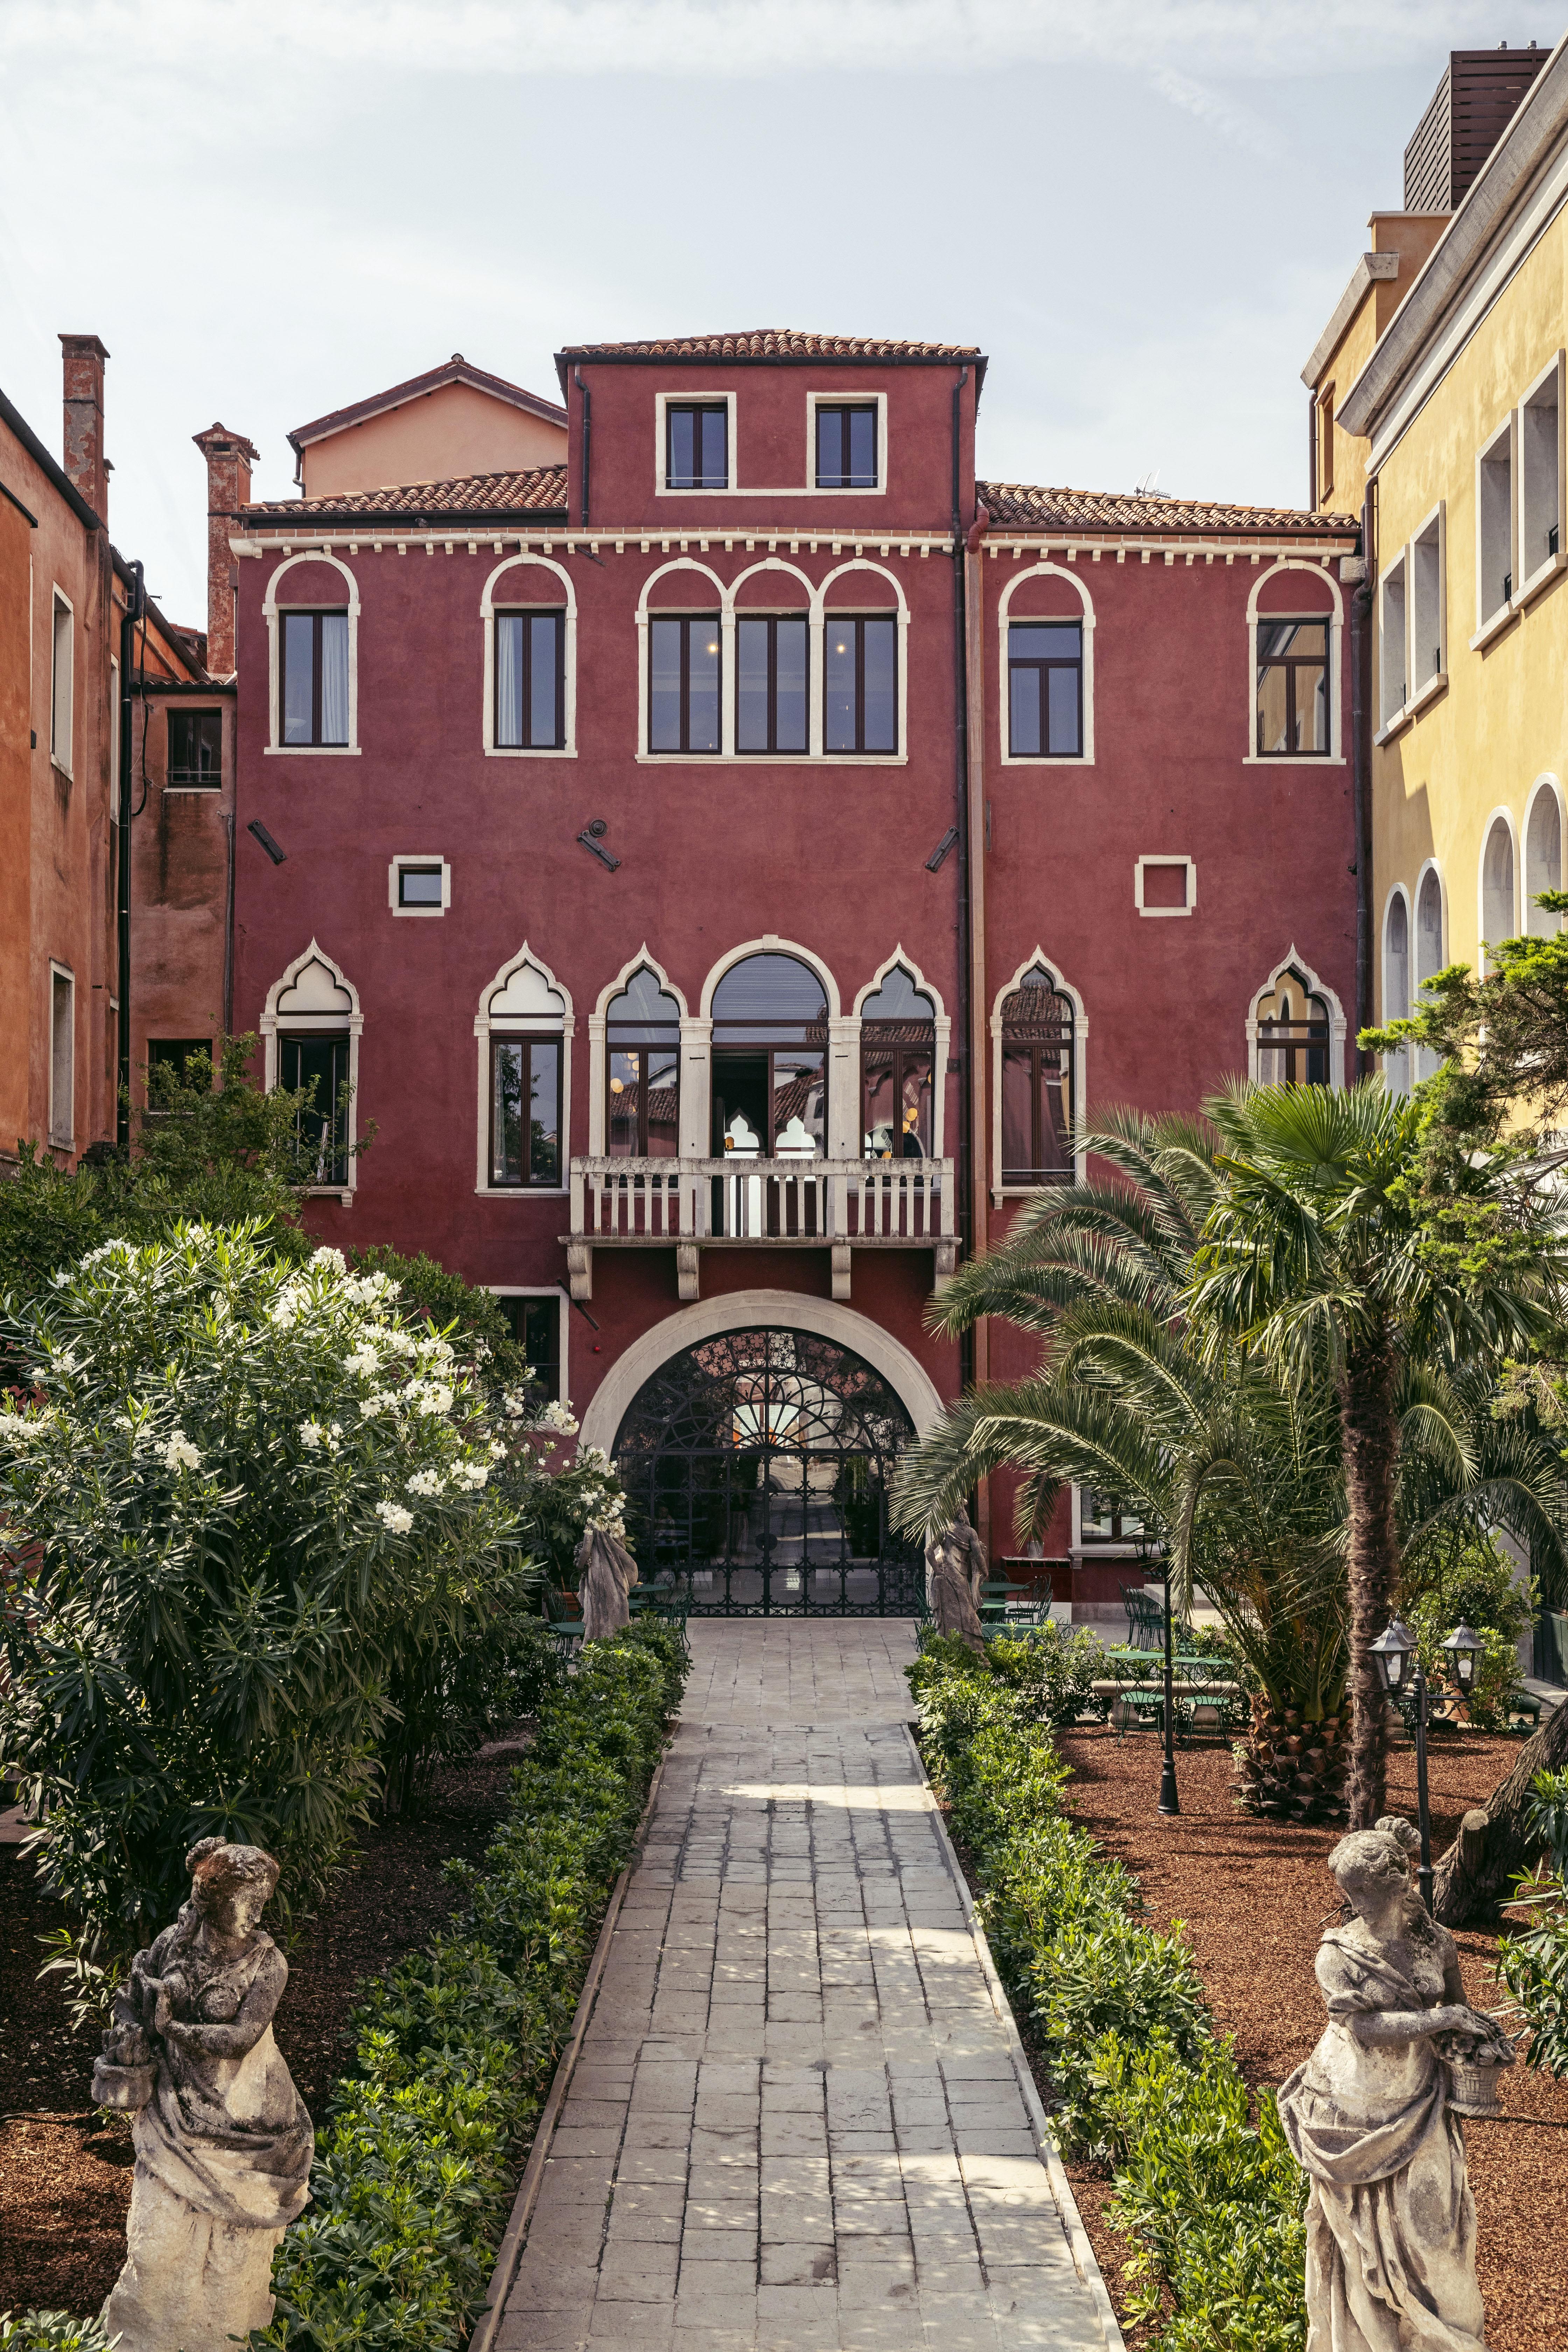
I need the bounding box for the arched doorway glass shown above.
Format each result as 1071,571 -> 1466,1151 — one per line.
612,1325 -> 921,1614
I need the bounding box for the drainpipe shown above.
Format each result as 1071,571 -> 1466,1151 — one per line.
1351,493 -> 1374,1074
116,559 -> 142,1148
1307,388 -> 1318,510
574,368 -> 591,527
950,361 -> 973,1322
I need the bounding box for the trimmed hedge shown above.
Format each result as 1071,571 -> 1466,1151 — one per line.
911,1633 -> 1307,2351
252,1622 -> 686,2349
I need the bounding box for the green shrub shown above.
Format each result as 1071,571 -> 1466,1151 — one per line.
908,1635 -> 1308,2350
1398,1535 -> 1535,1728
1496,1769 -> 1568,2079
983,1620 -> 1107,1726
0,2321 -> 117,2352
257,1625 -> 685,2350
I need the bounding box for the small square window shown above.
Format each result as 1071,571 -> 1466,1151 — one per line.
666,404 -> 728,490
816,404 -> 878,489
399,866 -> 444,908
167,708 -> 223,788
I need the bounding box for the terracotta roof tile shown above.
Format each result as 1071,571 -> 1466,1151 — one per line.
558,329 -> 983,362
979,481 -> 1359,534
241,466 -> 568,522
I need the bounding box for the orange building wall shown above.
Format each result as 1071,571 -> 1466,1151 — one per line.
0,491 -> 31,1158
128,691 -> 235,1103
299,382 -> 568,499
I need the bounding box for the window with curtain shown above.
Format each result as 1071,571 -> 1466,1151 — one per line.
280,1032 -> 351,1183
649,614 -> 721,752
1383,895 -> 1410,1095
495,610 -> 564,748
490,1036 -> 562,1187
280,610 -> 350,745
1482,819 -> 1516,964
710,953 -> 829,1155
1415,870 -> 1444,1083
1000,969 -> 1075,1184
824,615 -> 897,753
859,965 -> 935,1159
1255,970 -> 1330,1085
1008,621 -> 1082,757
1526,792 -> 1562,936
1256,618 -> 1329,755
736,615 -> 809,753
606,966 -> 682,1157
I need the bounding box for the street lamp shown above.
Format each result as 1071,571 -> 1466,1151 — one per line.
1369,1617 -> 1483,1913
1135,1523 -> 1180,1819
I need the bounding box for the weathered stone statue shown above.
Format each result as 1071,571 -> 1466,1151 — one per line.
576,1525 -> 639,1638
1276,1827 -> 1513,2352
93,1837 -> 314,2352
925,1508 -> 987,1656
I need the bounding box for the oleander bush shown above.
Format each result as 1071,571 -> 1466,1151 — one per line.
256,1623 -> 686,2351
910,1632 -> 1307,2349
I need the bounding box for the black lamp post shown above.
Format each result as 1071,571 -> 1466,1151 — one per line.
1136,1526 -> 1180,1818
1369,1617 -> 1484,1913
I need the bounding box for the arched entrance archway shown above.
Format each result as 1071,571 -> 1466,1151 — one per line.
611,1324 -> 923,1615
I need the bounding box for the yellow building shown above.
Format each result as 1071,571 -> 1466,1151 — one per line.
1306,39 -> 1565,1087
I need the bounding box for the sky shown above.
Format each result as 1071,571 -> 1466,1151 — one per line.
0,1 -> 1556,625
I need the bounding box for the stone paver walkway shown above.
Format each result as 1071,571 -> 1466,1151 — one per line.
497,1621 -> 1116,2352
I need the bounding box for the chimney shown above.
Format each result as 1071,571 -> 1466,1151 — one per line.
59,333 -> 109,520
192,421 -> 259,677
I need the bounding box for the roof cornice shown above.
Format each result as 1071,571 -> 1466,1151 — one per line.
1339,33 -> 1568,440
1300,252 -> 1401,388
287,357 -> 567,457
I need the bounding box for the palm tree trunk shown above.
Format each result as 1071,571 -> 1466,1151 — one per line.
1339,1332 -> 1399,1828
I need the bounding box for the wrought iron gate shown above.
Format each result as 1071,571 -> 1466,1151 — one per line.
612,1326 -> 922,1615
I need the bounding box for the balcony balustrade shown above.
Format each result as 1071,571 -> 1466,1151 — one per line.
565,1154 -> 957,1301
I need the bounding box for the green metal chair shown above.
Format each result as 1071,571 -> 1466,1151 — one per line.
1119,1582 -> 1164,1650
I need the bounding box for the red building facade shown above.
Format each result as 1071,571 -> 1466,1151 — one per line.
226,332 -> 1359,1612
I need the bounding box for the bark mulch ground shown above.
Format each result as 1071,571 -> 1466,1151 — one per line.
0,1755 -> 516,2321
1054,1721 -> 1568,2352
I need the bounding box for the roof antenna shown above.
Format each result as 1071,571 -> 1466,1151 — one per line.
1135,467 -> 1162,498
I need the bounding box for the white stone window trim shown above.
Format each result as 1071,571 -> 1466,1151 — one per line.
50,586 -> 75,778
488,1285 -> 570,1408
262,550 -> 361,755
1244,559 -> 1345,766
852,946 -> 952,1164
996,562 -> 1096,766
696,935 -> 846,1156
1245,946 -> 1346,1089
479,553 -> 578,758
474,942 -> 574,1197
260,938 -> 364,1202
1133,855 -> 1196,918
1380,883 -> 1413,1097
1412,859 -> 1448,1085
587,947 -> 691,1157
804,391 -> 889,497
1477,805 -> 1521,975
1472,409 -> 1518,646
387,854 -> 451,917
1515,349 -> 1568,610
48,959 -> 75,1149
654,389 -> 739,496
635,556 -> 909,764
1523,772 -> 1566,935
989,947 -> 1088,1204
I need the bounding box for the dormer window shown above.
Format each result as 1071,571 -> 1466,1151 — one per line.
816,404 -> 878,489
666,403 -> 728,490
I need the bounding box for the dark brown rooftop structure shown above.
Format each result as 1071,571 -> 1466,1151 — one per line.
1405,43 -> 1550,213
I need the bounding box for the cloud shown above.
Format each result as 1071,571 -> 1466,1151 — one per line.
0,0 -> 1524,83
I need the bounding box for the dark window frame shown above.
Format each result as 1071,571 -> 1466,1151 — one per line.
1007,621 -> 1084,758
494,607 -> 566,749
606,1040 -> 681,1158
494,1294 -> 562,1401
710,1043 -> 830,1156
166,707 -> 223,789
815,402 -> 879,490
860,1023 -> 936,1160
279,1030 -> 351,1186
1255,616 -> 1331,757
1000,978 -> 1077,1187
736,612 -> 810,755
665,401 -> 729,490
396,864 -> 445,909
648,612 -> 723,755
823,612 -> 899,755
489,1031 -> 564,1189
1256,984 -> 1331,1086
278,608 -> 350,747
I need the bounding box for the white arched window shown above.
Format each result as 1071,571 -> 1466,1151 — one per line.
998,562 -> 1095,765
1246,950 -> 1346,1088
1415,867 -> 1445,1082
989,951 -> 1087,1198
474,947 -> 573,1194
856,959 -> 949,1163
1246,561 -> 1344,766
1382,891 -> 1411,1096
1524,780 -> 1563,936
263,552 -> 360,755
481,555 -> 577,756
261,941 -> 364,1199
1480,816 -> 1517,972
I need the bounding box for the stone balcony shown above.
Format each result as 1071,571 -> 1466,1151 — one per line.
565,1154 -> 957,1302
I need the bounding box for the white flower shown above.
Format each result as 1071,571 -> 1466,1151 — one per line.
406,1469 -> 443,1497
489,1439 -> 508,1459
376,1500 -> 414,1534
299,1420 -> 326,1451
406,1381 -> 452,1418
579,1443 -> 611,1473
359,1392 -> 396,1419
452,1463 -> 489,1491
160,1431 -> 202,1474
539,1400 -> 579,1435
344,1345 -> 381,1378
310,1247 -> 347,1275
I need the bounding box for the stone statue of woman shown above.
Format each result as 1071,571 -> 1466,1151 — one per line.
92,1836 -> 314,2352
1276,1827 -> 1512,2352
924,1508 -> 987,1656
576,1525 -> 639,1638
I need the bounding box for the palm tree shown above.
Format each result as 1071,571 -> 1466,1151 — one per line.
892,1107 -> 1565,1822
1188,1080 -> 1563,1825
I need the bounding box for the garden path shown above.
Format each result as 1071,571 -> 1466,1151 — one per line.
495,1619 -> 1118,2352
